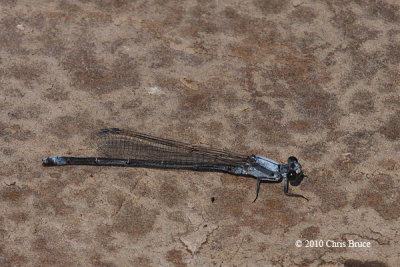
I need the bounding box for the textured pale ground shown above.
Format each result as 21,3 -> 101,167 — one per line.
0,0 -> 399,266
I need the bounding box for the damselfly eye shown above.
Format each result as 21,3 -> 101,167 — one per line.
288,156 -> 298,164
287,170 -> 297,181
290,173 -> 304,186
288,156 -> 299,169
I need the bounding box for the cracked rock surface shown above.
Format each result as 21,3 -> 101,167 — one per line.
1,0 -> 399,266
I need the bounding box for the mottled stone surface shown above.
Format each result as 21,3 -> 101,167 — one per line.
0,0 -> 399,266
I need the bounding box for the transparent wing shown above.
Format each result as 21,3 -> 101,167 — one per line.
96,128 -> 248,167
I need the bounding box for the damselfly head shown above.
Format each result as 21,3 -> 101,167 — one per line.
287,156 -> 304,186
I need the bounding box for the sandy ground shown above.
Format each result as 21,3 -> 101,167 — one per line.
1,0 -> 399,266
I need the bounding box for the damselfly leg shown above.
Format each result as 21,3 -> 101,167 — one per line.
284,177 -> 308,201
253,178 -> 261,202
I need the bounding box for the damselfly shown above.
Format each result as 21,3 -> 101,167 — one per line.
42,128 -> 307,201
